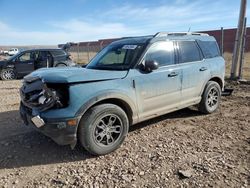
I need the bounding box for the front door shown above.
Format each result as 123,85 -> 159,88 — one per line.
132,41 -> 182,120
14,51 -> 35,76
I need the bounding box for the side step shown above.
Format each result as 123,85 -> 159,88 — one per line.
222,88 -> 234,96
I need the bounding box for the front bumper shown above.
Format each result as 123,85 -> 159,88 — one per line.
20,103 -> 79,146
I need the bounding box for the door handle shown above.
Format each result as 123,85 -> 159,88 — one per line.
28,63 -> 33,64
168,72 -> 179,77
199,67 -> 207,71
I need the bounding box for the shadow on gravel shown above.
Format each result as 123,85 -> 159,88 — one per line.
0,110 -> 93,169
129,107 -> 202,132
0,108 -> 202,169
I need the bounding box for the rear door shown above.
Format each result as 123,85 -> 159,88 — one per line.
14,51 -> 35,76
176,40 -> 211,105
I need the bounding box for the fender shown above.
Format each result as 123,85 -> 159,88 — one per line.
199,75 -> 224,96
75,91 -> 139,124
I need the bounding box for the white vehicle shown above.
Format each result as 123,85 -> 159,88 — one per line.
2,50 -> 9,55
8,48 -> 19,56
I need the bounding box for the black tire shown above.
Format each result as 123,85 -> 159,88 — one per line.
78,104 -> 129,155
0,68 -> 17,80
198,81 -> 221,114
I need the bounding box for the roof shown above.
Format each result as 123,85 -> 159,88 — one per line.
21,48 -> 63,52
110,35 -> 153,45
151,32 -> 216,43
110,32 -> 215,46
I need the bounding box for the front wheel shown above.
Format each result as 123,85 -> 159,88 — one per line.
78,104 -> 129,155
0,68 -> 17,80
198,81 -> 221,114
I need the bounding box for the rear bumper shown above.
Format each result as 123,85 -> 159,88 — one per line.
20,103 -> 79,146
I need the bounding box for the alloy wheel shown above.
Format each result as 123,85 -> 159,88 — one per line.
207,87 -> 219,109
2,69 -> 16,80
93,114 -> 123,147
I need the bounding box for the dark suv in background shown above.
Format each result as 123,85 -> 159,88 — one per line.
0,48 -> 75,80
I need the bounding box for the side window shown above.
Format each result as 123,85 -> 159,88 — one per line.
32,51 -> 39,60
18,52 -> 32,62
145,41 -> 175,66
178,41 -> 202,63
197,40 -> 220,58
38,51 -> 48,61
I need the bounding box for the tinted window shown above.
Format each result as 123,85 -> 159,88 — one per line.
50,50 -> 66,56
145,41 -> 175,66
38,51 -> 49,61
197,40 -> 220,58
178,41 -> 202,63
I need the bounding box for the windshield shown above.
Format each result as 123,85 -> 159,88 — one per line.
86,43 -> 144,70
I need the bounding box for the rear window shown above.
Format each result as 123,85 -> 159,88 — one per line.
178,41 -> 202,63
197,40 -> 220,58
50,50 -> 66,56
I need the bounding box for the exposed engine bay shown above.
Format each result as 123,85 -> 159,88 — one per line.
20,76 -> 69,112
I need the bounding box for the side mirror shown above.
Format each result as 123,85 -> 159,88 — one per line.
144,60 -> 159,72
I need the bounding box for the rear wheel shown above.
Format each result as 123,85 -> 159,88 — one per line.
0,68 -> 17,80
56,63 -> 67,67
78,104 -> 129,155
198,81 -> 221,114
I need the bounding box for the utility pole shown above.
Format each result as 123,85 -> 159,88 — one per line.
230,0 -> 247,80
220,27 -> 224,56
238,17 -> 247,79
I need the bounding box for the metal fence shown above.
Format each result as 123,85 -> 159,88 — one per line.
59,39 -> 118,64
63,28 -> 250,80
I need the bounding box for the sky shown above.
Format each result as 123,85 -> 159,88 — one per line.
0,0 -> 249,45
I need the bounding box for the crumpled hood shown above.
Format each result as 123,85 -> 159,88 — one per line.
26,67 -> 128,83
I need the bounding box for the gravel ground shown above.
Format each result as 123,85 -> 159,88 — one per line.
0,80 -> 249,188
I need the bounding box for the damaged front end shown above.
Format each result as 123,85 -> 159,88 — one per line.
20,76 -> 78,148
20,76 -> 69,113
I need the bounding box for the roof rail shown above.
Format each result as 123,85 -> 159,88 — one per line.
154,32 -> 209,37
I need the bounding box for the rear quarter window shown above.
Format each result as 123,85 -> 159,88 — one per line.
50,50 -> 66,57
197,40 -> 220,58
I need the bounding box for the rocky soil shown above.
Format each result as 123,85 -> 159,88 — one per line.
0,80 -> 249,188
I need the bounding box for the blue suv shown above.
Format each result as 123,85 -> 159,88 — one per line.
20,32 -> 225,155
